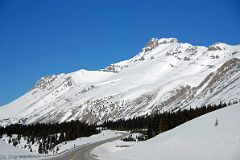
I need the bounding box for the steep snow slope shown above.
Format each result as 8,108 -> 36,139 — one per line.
92,103 -> 240,160
0,38 -> 240,125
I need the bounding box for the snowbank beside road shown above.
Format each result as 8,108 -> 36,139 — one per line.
93,104 -> 240,160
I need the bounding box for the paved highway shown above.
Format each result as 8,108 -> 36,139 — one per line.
45,133 -> 128,160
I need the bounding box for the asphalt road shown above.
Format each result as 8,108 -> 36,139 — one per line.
45,132 -> 128,160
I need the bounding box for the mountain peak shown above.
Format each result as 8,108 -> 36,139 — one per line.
0,38 -> 239,126
157,38 -> 178,44
207,42 -> 229,51
147,38 -> 178,45
143,38 -> 178,52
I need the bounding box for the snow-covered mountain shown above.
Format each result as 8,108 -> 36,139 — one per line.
0,38 -> 240,126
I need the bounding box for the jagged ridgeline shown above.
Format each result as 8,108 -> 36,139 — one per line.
0,38 -> 240,126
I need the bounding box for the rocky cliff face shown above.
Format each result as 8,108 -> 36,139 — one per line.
0,38 -> 239,126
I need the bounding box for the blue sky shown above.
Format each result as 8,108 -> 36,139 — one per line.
0,0 -> 240,106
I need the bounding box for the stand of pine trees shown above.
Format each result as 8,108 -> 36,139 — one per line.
102,102 -> 228,138
0,120 -> 99,153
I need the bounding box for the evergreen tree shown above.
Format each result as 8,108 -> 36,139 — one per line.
38,142 -> 43,154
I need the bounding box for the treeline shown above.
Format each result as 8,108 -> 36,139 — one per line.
102,102 -> 228,138
0,120 -> 99,153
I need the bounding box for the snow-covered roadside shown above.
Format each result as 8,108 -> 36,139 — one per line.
0,130 -> 124,159
92,104 -> 240,160
0,140 -> 37,155
91,140 -> 140,159
0,140 -> 46,160
50,130 -> 124,155
1,134 -> 41,154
